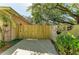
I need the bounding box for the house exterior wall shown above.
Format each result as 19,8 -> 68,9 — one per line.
2,22 -> 17,41
0,7 -> 54,41
4,26 -> 11,41
0,18 -> 53,41
0,15 -> 17,41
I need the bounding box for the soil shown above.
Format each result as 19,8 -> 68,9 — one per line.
0,43 -> 12,54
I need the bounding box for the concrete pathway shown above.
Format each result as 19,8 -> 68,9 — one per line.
1,39 -> 58,55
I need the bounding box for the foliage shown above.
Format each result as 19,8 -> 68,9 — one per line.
29,3 -> 79,24
0,40 -> 5,48
57,23 -> 76,34
0,13 -> 11,36
68,19 -> 77,25
55,32 -> 79,55
8,38 -> 22,46
0,27 -> 2,32
0,13 -> 10,22
68,25 -> 79,37
62,14 -> 77,25
57,23 -> 68,34
30,3 -> 63,24
0,12 -> 11,41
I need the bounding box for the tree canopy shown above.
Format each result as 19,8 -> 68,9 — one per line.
29,3 -> 79,24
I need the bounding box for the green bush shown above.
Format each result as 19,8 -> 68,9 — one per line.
55,32 -> 79,55
68,25 -> 79,37
0,40 -> 5,48
57,23 -> 67,34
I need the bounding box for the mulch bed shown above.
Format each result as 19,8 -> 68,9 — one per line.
0,43 -> 12,54
0,39 -> 22,54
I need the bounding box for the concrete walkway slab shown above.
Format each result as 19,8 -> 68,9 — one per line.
1,39 -> 58,55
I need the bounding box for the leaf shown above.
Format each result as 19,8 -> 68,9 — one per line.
56,32 -> 79,55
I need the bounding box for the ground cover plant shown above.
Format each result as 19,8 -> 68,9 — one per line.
55,32 -> 79,55
0,40 -> 5,48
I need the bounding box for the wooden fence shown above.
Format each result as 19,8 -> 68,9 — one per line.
0,24 -> 53,41
19,24 -> 52,39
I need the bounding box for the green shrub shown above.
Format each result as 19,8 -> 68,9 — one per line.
0,40 -> 5,48
55,32 -> 79,55
57,23 -> 67,34
68,25 -> 79,37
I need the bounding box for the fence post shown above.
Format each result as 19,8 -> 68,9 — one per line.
51,25 -> 57,42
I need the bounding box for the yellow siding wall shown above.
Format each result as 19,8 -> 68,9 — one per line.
19,24 -> 52,39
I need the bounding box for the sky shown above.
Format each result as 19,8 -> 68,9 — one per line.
0,3 -> 32,17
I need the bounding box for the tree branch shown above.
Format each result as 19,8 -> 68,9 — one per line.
56,3 -> 78,17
